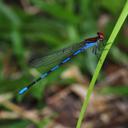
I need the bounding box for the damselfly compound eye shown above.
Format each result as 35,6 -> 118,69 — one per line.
97,32 -> 104,41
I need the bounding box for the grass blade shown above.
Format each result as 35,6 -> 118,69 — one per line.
76,1 -> 128,127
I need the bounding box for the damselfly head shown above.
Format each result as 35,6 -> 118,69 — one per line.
97,32 -> 104,41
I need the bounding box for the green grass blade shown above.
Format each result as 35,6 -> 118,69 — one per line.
99,86 -> 128,96
0,1 -> 21,25
31,0 -> 79,24
76,0 -> 128,128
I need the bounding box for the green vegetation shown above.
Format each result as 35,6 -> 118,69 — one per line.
76,1 -> 128,127
0,0 -> 128,127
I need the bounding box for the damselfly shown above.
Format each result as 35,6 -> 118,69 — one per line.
18,32 -> 104,95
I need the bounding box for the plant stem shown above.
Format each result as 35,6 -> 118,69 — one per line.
76,1 -> 128,128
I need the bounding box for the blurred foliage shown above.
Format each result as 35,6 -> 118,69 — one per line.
0,0 -> 128,128
100,86 -> 128,96
0,120 -> 30,128
0,0 -> 127,99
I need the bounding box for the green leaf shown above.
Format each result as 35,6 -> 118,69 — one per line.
31,0 -> 79,24
101,0 -> 126,14
0,1 -> 21,26
99,86 -> 128,96
111,46 -> 128,67
0,120 -> 30,128
11,29 -> 24,57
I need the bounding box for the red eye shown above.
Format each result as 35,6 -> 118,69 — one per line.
97,32 -> 104,40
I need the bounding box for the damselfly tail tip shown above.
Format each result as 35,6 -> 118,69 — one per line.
18,87 -> 28,95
